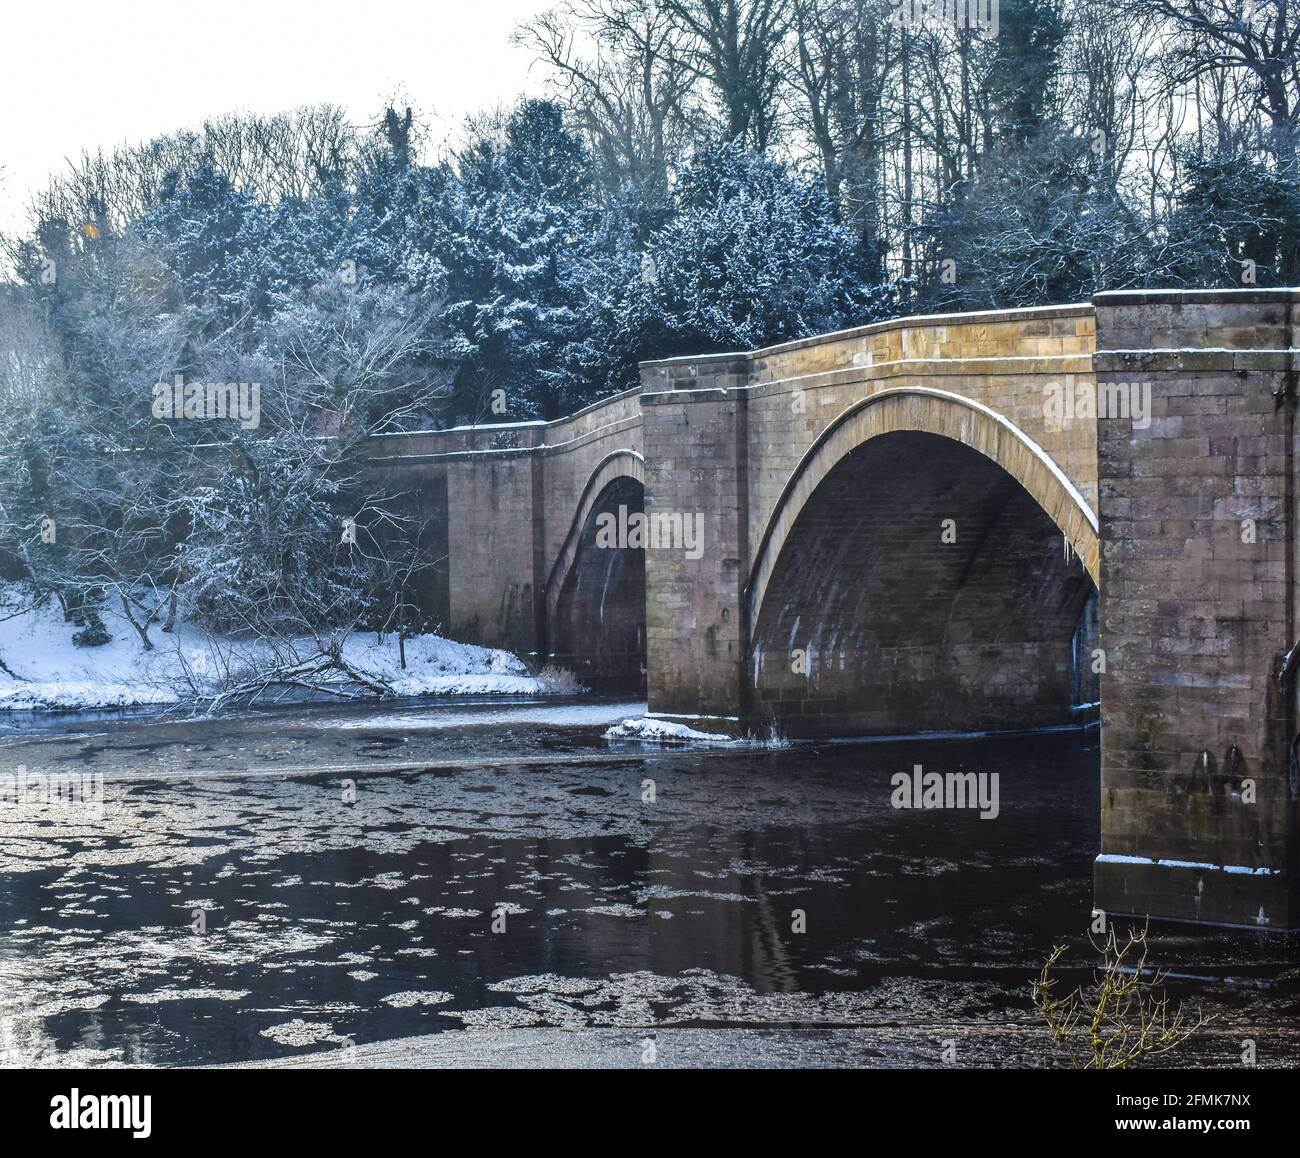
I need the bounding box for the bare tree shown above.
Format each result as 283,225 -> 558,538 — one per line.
1060,0 -> 1152,188
23,105 -> 358,240
662,0 -> 793,148
788,0 -> 901,249
1143,0 -> 1300,163
1033,923 -> 1215,1068
516,1 -> 700,198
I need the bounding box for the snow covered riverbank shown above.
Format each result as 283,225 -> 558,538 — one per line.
0,591 -> 562,712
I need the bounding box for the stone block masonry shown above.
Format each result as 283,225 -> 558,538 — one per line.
1092,289 -> 1300,927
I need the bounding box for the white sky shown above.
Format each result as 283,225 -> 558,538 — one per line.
0,0 -> 557,234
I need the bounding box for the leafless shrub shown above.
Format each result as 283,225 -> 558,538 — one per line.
534,664 -> 586,694
1032,922 -> 1215,1068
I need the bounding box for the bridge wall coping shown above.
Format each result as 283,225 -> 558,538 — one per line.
636,302 -> 1095,370
367,387 -> 643,462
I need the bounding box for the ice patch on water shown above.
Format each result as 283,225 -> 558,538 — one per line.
637,885 -> 757,904
605,716 -> 794,747
488,974 -> 604,995
381,991 -> 453,1008
582,903 -> 644,919
448,969 -> 956,1032
604,717 -> 740,745
122,989 -> 250,1003
440,1006 -> 541,1029
259,1019 -> 348,1047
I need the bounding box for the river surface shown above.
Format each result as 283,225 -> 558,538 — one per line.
0,696 -> 1297,1068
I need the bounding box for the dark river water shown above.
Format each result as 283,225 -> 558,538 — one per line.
1,697 -> 1297,1068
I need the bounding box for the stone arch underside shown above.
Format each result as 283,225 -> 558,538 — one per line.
748,389 -> 1100,737
546,451 -> 647,692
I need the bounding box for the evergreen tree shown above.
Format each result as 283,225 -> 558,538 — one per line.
644,142 -> 890,356
1167,150 -> 1300,288
437,100 -> 597,420
985,0 -> 1070,143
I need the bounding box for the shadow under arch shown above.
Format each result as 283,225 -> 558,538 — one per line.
745,388 -> 1101,737
544,450 -> 647,692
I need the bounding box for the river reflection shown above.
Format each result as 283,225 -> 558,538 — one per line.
0,700 -> 1296,1067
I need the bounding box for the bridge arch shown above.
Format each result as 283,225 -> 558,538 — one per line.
544,450 -> 647,691
746,387 -> 1100,736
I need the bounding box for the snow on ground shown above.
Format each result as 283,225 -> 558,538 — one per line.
0,587 -> 556,711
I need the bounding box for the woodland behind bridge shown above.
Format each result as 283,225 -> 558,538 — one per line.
0,0 -> 1294,656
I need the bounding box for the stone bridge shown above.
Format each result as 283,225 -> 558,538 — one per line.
371,289 -> 1300,929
